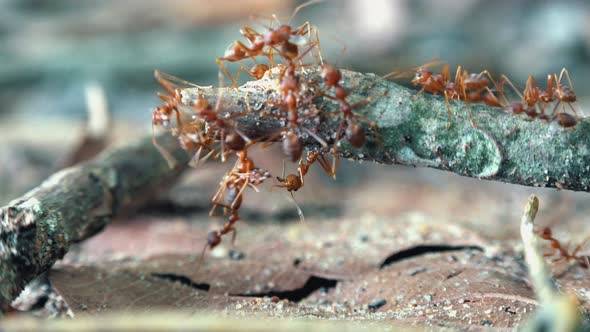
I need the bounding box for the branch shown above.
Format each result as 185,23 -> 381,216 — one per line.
0,135 -> 188,308
184,69 -> 590,193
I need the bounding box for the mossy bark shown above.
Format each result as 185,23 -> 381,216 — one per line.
0,135 -> 188,308
184,69 -> 590,192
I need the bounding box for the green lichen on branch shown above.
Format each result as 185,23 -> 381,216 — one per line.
184,69 -> 590,192
0,135 -> 188,308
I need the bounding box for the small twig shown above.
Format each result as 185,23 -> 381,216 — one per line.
0,135 -> 189,308
60,83 -> 113,167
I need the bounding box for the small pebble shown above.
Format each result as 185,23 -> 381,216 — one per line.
368,299 -> 387,311
229,249 -> 245,261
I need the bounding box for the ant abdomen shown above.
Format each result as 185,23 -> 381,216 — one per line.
224,183 -> 243,210
225,131 -> 246,151
283,132 -> 303,162
554,113 -> 577,128
345,122 -> 365,148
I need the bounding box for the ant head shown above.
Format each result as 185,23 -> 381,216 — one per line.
285,174 -> 302,190
251,64 -> 270,80
207,231 -> 221,248
507,102 -> 524,114
412,69 -> 432,84
320,64 -> 341,87
277,24 -> 292,36
265,28 -> 289,45
557,87 -> 576,102
224,41 -> 246,59
540,227 -> 552,239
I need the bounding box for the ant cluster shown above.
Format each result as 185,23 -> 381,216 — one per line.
151,2 -> 585,267
388,61 -> 582,129
151,1 -> 380,263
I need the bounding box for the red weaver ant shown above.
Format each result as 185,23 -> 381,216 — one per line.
500,71 -> 580,130
200,149 -> 271,264
216,1 -> 323,88
271,151 -> 334,221
536,226 -> 589,269
319,63 -> 385,177
385,60 -> 507,128
153,70 -> 193,167
261,43 -> 328,162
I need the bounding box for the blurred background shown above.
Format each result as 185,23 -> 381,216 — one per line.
2,0 -> 590,241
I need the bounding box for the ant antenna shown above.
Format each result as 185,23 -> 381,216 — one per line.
288,0 -> 324,24
152,122 -> 177,168
288,190 -> 305,223
194,242 -> 209,275
383,56 -> 444,79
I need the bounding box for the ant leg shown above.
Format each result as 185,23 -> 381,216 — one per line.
482,70 -> 508,106
499,75 -> 525,100
289,191 -> 305,223
558,68 -> 576,91
288,0 -> 324,24
567,102 -> 580,119
260,127 -> 287,148
571,237 -> 589,257
195,242 -> 210,274
462,89 -> 476,128
219,130 -> 228,163
312,26 -> 324,65
155,70 -> 201,91
216,59 -> 239,89
240,26 -> 262,41
152,123 -> 177,168
229,227 -> 238,247
316,153 -> 335,178
352,114 -> 381,144
301,126 -> 328,147
443,91 -> 453,129
229,180 -> 249,210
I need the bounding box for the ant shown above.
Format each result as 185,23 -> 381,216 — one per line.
261,44 -> 328,162
500,73 -> 579,130
271,151 -> 334,221
552,68 -> 580,118
157,70 -> 254,163
216,1 -> 323,88
153,70 -> 192,167
319,63 -> 385,177
536,226 -> 589,269
184,90 -> 253,162
201,149 -> 271,263
385,61 -> 472,128
386,61 -> 507,128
